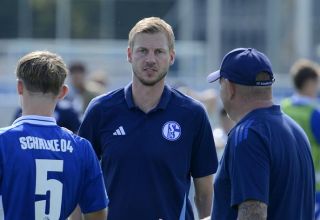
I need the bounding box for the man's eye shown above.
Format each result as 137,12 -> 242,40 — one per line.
155,50 -> 163,54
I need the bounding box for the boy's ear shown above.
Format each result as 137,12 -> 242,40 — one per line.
58,85 -> 69,100
17,79 -> 23,95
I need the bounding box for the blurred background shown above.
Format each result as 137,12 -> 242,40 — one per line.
0,0 -> 319,126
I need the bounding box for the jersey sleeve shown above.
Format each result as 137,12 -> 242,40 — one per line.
229,126 -> 270,207
190,106 -> 218,178
78,100 -> 102,159
311,109 -> 320,144
79,140 -> 108,213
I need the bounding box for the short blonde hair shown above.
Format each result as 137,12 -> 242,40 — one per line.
16,51 -> 67,95
128,17 -> 175,51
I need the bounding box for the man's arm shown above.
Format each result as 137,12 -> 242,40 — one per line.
69,205 -> 84,220
193,175 -> 213,219
83,208 -> 108,220
237,200 -> 267,220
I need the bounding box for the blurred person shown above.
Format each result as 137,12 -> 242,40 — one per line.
86,70 -> 109,95
68,62 -> 101,114
212,108 -> 235,160
176,84 -> 217,119
12,99 -> 81,133
281,59 -> 320,219
208,48 -> 315,219
0,51 -> 108,219
217,108 -> 234,134
281,59 -> 320,189
79,17 -> 218,220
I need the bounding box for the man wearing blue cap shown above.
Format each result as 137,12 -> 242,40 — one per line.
208,48 -> 315,220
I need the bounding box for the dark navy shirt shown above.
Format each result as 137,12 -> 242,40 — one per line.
0,115 -> 108,219
212,105 -> 315,220
79,84 -> 218,220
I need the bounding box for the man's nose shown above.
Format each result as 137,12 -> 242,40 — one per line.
145,52 -> 156,63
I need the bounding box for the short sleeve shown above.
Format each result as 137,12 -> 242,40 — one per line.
229,127 -> 270,207
78,100 -> 102,159
79,140 -> 108,213
190,106 -> 218,178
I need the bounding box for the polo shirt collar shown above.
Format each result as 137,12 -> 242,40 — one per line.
124,83 -> 172,110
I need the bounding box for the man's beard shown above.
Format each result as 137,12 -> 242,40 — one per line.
133,70 -> 168,86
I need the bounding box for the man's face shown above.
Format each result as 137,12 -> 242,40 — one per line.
127,32 -> 175,86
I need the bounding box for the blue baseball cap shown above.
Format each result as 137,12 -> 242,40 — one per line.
207,48 -> 275,86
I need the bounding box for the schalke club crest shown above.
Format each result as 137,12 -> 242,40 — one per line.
162,121 -> 181,141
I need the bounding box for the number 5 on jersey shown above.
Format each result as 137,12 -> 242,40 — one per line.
35,159 -> 63,220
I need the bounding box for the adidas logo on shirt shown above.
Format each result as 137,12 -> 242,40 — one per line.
113,126 -> 126,135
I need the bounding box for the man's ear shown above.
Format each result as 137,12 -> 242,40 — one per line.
57,85 -> 69,100
17,79 -> 23,95
226,80 -> 236,100
127,47 -> 132,63
169,49 -> 175,65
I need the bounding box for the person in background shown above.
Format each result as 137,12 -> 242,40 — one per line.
281,59 -> 320,219
79,17 -> 218,220
212,108 -> 235,160
175,84 -> 217,121
12,99 -> 81,133
86,70 -> 109,96
208,48 -> 315,219
281,59 -> 320,188
68,62 -> 102,115
0,51 -> 108,219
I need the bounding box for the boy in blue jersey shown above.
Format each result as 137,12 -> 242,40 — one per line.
207,48 -> 315,219
0,51 -> 108,219
79,17 -> 218,220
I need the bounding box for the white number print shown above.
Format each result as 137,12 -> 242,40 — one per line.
35,159 -> 63,220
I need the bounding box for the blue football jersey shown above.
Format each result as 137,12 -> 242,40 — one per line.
0,115 -> 108,219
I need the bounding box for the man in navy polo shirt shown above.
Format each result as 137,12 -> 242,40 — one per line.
79,17 -> 218,219
207,48 -> 315,219
0,51 -> 108,219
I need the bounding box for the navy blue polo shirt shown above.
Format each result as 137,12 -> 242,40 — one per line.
212,105 -> 315,220
79,84 -> 218,220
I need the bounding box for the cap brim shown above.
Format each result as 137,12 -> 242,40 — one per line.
207,70 -> 221,83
